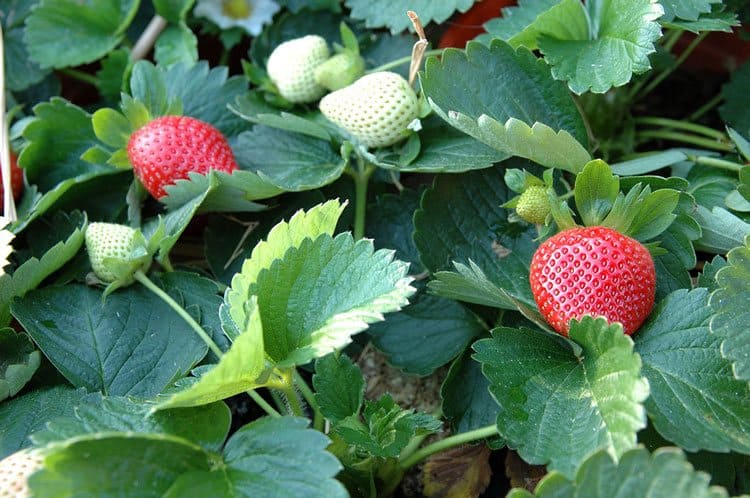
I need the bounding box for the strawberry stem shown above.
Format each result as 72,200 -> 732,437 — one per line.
634,117 -> 725,140
294,370 -> 324,431
636,130 -> 733,152
248,391 -> 282,418
398,424 -> 499,470
351,159 -> 376,240
133,270 -> 224,358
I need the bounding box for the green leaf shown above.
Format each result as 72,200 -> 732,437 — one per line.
610,150 -> 688,176
345,0 -> 474,33
438,114 -> 591,173
710,236 -> 750,382
728,127 -> 750,163
249,9 -> 342,63
694,206 -> 750,254
336,394 -> 442,458
252,233 -> 414,367
0,214 -> 86,327
154,24 -> 198,67
0,386 -> 88,458
20,98 -> 115,191
24,0 -> 140,68
369,289 -> 485,375
441,351 -> 499,433
698,255 -> 728,291
0,330 -> 40,402
481,0 -> 587,51
474,317 -> 649,478
160,170 -> 281,213
664,9 -> 739,33
229,93 -> 332,140
11,283 -> 208,397
372,115 -> 510,173
96,48 -> 130,102
4,26 -> 50,92
313,353 -> 365,423
660,0 -> 721,21
32,394 -> 231,453
574,159 -> 620,226
422,40 -> 588,149
414,163 -> 538,308
165,417 -> 348,498
154,297 -> 266,410
366,189 -> 423,273
223,200 -> 345,340
635,289 -> 750,453
234,126 -> 345,191
29,433 -> 213,496
91,107 -> 132,149
153,0 -> 195,22
537,0 -> 664,94
721,60 -> 750,137
510,447 -> 731,498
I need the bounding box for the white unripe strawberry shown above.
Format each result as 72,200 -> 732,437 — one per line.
314,52 -> 365,92
319,71 -> 419,149
0,449 -> 43,498
85,222 -> 143,283
266,35 -> 330,104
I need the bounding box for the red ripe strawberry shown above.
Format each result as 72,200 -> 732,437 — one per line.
127,116 -> 238,199
529,226 -> 655,336
1,153 -> 24,203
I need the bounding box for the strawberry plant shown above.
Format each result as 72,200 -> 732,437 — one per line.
1,0 -> 750,497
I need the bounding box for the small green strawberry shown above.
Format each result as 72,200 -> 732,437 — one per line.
319,71 -> 419,149
516,185 -> 550,224
0,449 -> 44,498
85,222 -> 151,288
314,52 -> 365,91
266,35 -> 330,104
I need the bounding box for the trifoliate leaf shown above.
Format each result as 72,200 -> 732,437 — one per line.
660,0 -> 721,21
664,9 -> 739,33
635,289 -> 750,453
12,283 -> 208,398
414,163 -> 538,308
481,0 -> 586,51
24,0 -> 140,68
154,23 -> 198,67
4,26 -> 50,92
508,447 -> 731,498
369,288 -> 485,375
233,126 -> 346,191
0,386 -> 87,458
474,317 -> 649,478
710,236 -> 750,382
164,417 -> 348,498
252,233 -> 414,367
29,433 -> 213,496
537,0 -> 664,94
422,40 -> 587,149
0,329 -> 41,401
721,60 -> 750,138
223,200 -> 345,341
313,353 -> 365,423
0,214 -> 86,327
32,394 -> 230,452
154,297 -> 266,410
336,394 -> 442,458
20,98 -> 115,191
441,351 -> 499,434
345,0 -> 474,34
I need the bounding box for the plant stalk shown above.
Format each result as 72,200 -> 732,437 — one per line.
688,93 -> 724,122
634,117 -> 725,140
248,390 -> 282,417
131,15 -> 168,61
134,270 -> 224,358
294,370 -> 324,431
687,155 -> 744,172
0,24 -> 16,222
351,160 -> 375,240
398,424 -> 499,470
637,130 -> 733,152
367,49 -> 443,74
59,68 -> 99,87
637,32 -> 708,99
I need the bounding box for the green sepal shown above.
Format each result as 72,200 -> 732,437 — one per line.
548,189 -> 578,230
339,22 -> 359,55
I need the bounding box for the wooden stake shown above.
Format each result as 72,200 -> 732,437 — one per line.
0,23 -> 17,222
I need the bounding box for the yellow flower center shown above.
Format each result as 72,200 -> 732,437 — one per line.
222,0 -> 253,19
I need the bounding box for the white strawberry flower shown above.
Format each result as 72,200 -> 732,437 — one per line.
194,0 -> 279,35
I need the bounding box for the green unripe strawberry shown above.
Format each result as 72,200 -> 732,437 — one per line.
516,186 -> 550,224
314,52 -> 365,91
319,71 -> 419,149
266,35 -> 330,103
0,449 -> 43,498
85,222 -> 147,284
